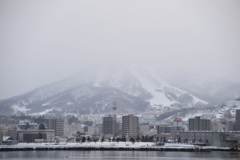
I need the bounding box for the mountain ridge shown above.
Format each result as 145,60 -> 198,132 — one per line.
1,65 -> 239,115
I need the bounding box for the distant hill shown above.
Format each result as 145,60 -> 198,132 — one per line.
1,65 -> 239,115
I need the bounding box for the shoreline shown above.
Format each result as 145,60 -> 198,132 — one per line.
0,142 -> 238,152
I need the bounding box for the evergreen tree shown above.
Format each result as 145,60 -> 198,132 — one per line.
101,137 -> 105,142
87,136 -> 91,142
116,137 -> 120,142
163,137 -> 167,142
136,136 -> 140,142
206,139 -> 209,144
178,137 -> 181,143
150,136 -> 154,142
145,135 -> 149,142
82,137 -> 86,143
192,139 -> 195,143
130,137 -> 135,144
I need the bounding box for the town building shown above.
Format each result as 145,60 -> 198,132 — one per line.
7,129 -> 18,140
157,125 -> 183,134
43,117 -> 64,136
180,131 -> 240,147
189,118 -> 195,131
139,123 -> 149,133
0,124 -> 8,137
18,121 -> 38,130
102,115 -> 117,136
212,119 -> 235,132
235,110 -> 240,131
188,116 -> 211,131
68,116 -> 79,125
88,125 -> 100,137
201,113 -> 216,119
226,100 -> 240,108
226,120 -> 234,131
139,123 -> 157,136
17,129 -> 55,142
122,114 -> 139,138
173,118 -> 183,127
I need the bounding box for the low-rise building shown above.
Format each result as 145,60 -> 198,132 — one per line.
17,129 -> 55,142
18,121 -> 37,130
212,119 -> 235,132
173,118 -> 183,127
0,124 -> 8,137
227,100 -> 240,108
180,131 -> 240,147
157,125 -> 184,134
7,129 -> 18,140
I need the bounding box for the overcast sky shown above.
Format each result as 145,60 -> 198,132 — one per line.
0,0 -> 240,100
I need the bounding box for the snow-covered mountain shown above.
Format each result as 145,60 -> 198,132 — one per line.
0,65 -> 239,115
160,70 -> 240,104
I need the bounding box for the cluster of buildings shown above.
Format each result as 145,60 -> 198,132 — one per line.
1,100 -> 240,147
102,114 -> 139,139
0,114 -> 140,144
0,116 -> 64,143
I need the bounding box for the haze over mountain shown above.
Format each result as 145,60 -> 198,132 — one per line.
0,65 -> 239,115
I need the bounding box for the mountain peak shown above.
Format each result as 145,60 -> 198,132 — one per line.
1,66 -> 239,115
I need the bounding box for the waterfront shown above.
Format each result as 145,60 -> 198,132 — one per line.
0,150 -> 239,160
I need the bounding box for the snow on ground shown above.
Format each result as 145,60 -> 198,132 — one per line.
215,113 -> 223,119
131,69 -> 173,106
30,108 -> 63,116
0,142 -> 230,150
41,93 -> 68,107
149,92 -> 173,107
168,86 -> 208,105
31,108 -> 54,116
130,68 -> 207,107
146,68 -> 208,105
11,105 -> 31,114
0,142 -> 155,149
182,113 -> 203,121
164,143 -> 195,148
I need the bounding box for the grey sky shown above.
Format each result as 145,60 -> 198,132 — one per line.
0,0 -> 240,100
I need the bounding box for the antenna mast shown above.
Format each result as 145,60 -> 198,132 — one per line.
112,100 -> 117,117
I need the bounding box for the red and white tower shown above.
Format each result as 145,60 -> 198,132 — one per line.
112,100 -> 117,117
